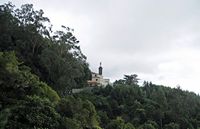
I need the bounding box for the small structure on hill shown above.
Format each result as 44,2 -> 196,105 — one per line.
87,62 -> 110,87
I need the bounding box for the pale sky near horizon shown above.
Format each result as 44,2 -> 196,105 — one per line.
1,0 -> 200,93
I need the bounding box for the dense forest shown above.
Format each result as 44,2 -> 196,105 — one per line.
1,2 -> 200,129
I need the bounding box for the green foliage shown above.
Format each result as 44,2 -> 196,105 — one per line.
114,74 -> 140,86
5,96 -> 61,129
0,50 -> 96,129
105,117 -> 135,129
0,51 -> 62,128
98,111 -> 110,128
0,52 -> 60,104
0,109 -> 11,129
138,123 -> 155,129
1,2 -> 200,129
124,74 -> 140,85
164,122 -> 180,129
37,82 -> 60,104
124,123 -> 135,129
0,2 -> 91,95
61,117 -> 82,129
0,2 -> 93,128
57,97 -> 100,129
77,81 -> 200,129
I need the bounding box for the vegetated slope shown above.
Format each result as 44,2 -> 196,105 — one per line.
0,2 -> 91,96
1,2 -> 200,129
0,51 -> 100,129
77,82 -> 200,129
0,3 -> 99,129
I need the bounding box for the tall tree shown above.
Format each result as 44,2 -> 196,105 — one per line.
124,74 -> 140,85
0,3 -> 91,95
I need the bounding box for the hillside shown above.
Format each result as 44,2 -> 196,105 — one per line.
77,83 -> 200,129
1,2 -> 200,129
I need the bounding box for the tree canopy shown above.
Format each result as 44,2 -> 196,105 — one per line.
0,2 -> 91,96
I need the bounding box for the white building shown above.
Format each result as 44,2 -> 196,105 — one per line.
88,63 -> 110,87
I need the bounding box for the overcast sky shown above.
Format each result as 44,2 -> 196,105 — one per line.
2,0 -> 200,93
